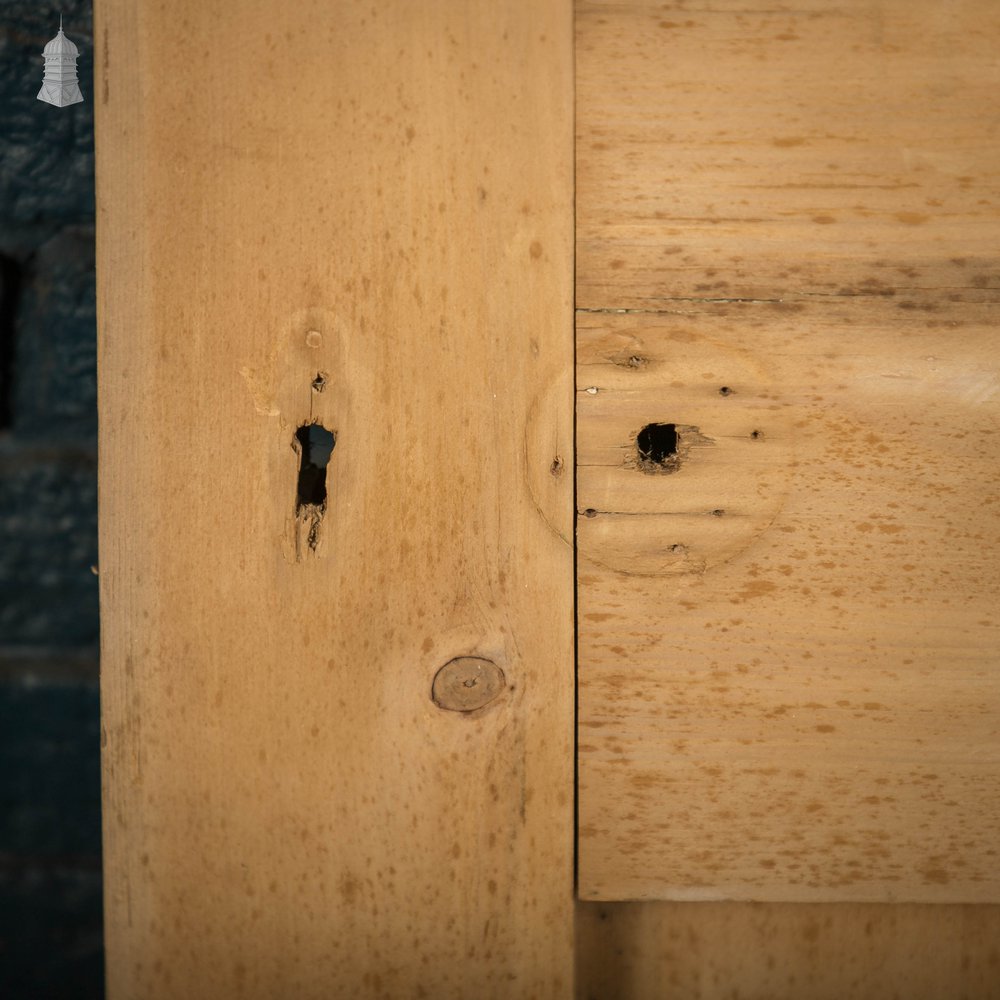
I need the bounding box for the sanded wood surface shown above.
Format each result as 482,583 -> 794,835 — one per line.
576,901 -> 1000,1000
577,0 -> 1000,309
97,2 -> 574,997
576,0 -> 1000,902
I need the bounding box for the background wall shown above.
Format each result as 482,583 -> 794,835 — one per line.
0,2 -> 102,997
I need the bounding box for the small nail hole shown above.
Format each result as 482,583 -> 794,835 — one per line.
750,429 -> 762,440
584,508 -> 598,518
312,372 -> 328,392
710,508 -> 725,517
719,386 -> 733,396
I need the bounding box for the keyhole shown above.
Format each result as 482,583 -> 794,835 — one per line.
295,423 -> 336,509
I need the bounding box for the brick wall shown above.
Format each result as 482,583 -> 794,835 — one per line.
0,3 -> 102,997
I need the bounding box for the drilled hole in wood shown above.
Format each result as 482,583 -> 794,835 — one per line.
637,422 -> 678,470
719,385 -> 734,396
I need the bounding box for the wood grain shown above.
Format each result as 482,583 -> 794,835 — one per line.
576,901 -> 1000,1000
577,0 -> 1000,308
576,0 -> 1000,903
97,2 -> 574,997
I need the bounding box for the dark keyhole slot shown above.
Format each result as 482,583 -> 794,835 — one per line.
295,423 -> 336,508
637,422 -> 678,466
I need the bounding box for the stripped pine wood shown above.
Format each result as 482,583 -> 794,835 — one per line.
576,0 -> 1000,906
577,0 -> 1000,309
578,299 -> 1000,902
97,2 -> 574,997
576,901 -> 1000,1000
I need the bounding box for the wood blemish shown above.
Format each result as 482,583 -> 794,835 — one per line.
293,423 -> 336,559
633,423 -> 715,474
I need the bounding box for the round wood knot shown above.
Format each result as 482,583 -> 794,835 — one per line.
431,657 -> 506,713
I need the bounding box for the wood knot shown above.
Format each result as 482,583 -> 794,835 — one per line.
431,657 -> 506,713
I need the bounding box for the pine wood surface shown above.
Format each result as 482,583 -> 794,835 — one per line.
96,2 -> 574,997
576,901 -> 1000,1000
577,0 -> 1000,308
576,0 -> 1000,904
